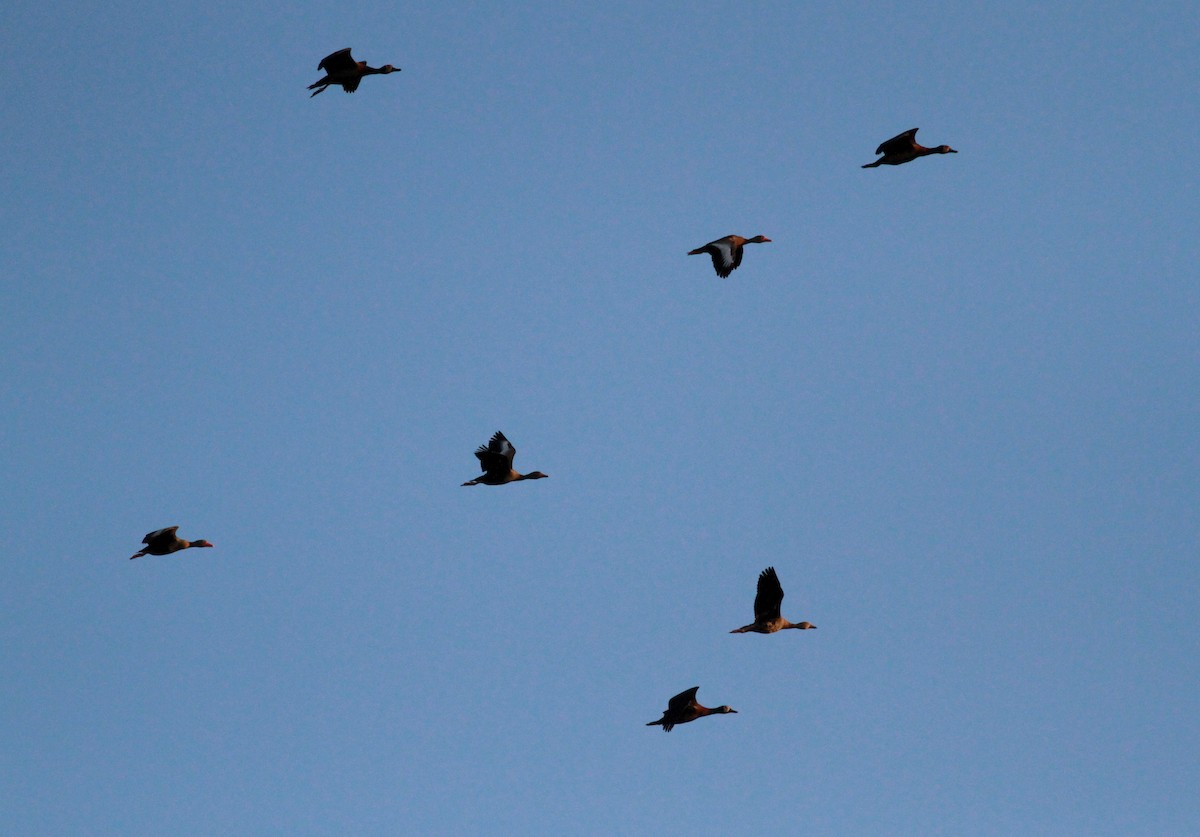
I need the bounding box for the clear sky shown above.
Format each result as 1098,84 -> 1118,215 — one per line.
3,0 -> 1198,834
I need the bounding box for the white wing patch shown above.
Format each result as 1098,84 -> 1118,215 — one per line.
713,241 -> 735,269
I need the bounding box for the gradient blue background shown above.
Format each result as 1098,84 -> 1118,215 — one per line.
3,1 -> 1198,833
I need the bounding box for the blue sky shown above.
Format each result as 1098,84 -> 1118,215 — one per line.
3,0 -> 1198,833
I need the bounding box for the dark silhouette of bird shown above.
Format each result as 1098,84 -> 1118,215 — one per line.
688,234 -> 771,278
129,527 -> 213,560
646,687 -> 737,732
461,431 -> 549,486
862,128 -> 957,167
308,48 -> 400,97
730,566 -> 816,634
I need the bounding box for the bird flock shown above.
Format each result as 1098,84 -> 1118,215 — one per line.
128,46 -> 958,734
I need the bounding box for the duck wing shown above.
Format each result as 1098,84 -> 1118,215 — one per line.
143,526 -> 179,547
474,431 -> 516,476
876,128 -> 920,156
703,238 -> 738,278
318,48 -> 356,74
731,242 -> 745,272
667,686 -> 701,715
753,567 -> 785,621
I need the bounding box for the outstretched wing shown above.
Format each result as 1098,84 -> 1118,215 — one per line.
319,48 -> 356,74
667,686 -> 701,714
143,526 -> 179,546
704,238 -> 737,278
876,128 -> 919,156
474,431 -> 516,476
753,567 -> 785,621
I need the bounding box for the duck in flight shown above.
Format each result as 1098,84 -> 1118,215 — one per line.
308,48 -> 400,97
688,234 -> 771,279
730,567 -> 816,634
461,431 -> 549,486
646,687 -> 737,732
862,128 -> 957,168
129,526 -> 213,560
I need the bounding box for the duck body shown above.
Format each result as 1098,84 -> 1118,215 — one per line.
308,48 -> 400,97
862,128 -> 957,167
730,566 -> 816,634
647,686 -> 737,732
461,431 -> 548,486
129,526 -> 213,560
688,234 -> 771,278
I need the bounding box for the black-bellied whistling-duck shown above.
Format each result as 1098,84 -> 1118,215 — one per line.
862,128 -> 957,168
730,567 -> 816,634
688,235 -> 771,279
461,431 -> 549,486
308,48 -> 400,97
646,687 -> 737,732
129,526 -> 213,560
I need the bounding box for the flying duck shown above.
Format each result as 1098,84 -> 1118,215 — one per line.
730,567 -> 816,633
646,687 -> 737,732
461,431 -> 549,486
129,526 -> 213,560
308,48 -> 400,97
688,235 -> 771,279
862,128 -> 957,168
